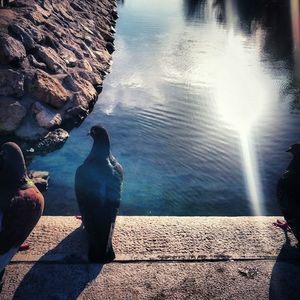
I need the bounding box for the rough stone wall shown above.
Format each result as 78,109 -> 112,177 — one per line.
0,0 -> 117,150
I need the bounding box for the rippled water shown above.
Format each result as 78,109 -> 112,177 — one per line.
30,0 -> 300,216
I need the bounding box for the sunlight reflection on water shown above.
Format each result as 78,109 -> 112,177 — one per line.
29,0 -> 300,216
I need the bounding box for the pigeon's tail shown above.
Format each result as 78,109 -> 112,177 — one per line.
88,220 -> 116,264
88,244 -> 115,264
287,218 -> 300,242
0,268 -> 5,293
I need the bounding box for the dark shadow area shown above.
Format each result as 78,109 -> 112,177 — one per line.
12,228 -> 103,300
183,0 -> 205,21
269,231 -> 300,300
183,0 -> 293,60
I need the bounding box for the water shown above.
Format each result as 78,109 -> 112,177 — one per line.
30,0 -> 300,216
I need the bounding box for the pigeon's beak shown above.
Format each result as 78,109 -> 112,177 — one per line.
286,147 -> 292,152
87,131 -> 91,136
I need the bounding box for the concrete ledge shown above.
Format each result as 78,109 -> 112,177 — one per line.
2,216 -> 300,299
12,216 -> 299,262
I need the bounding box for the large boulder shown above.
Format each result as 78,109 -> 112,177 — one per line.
0,33 -> 26,65
15,114 -> 48,141
63,73 -> 97,107
32,101 -> 62,129
58,47 -> 77,67
8,24 -> 35,50
0,69 -> 24,97
30,70 -> 70,109
35,45 -> 66,73
35,128 -> 69,153
28,170 -> 50,192
0,96 -> 27,135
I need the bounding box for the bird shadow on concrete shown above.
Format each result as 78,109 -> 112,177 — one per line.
269,230 -> 300,300
12,227 -> 103,300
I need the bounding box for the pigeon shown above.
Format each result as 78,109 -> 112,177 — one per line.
276,143 -> 300,241
0,0 -> 11,8
0,142 -> 44,290
75,125 -> 123,263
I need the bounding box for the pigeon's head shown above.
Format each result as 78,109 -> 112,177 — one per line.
0,142 -> 26,184
286,143 -> 300,157
88,125 -> 110,157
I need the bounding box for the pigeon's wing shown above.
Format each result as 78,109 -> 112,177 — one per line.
108,156 -> 123,208
75,164 -> 101,234
0,187 -> 44,255
75,165 -> 89,215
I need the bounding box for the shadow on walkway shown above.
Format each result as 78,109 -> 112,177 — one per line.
13,227 -> 103,300
269,230 -> 300,300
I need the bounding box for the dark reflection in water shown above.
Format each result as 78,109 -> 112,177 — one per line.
30,0 -> 300,216
183,0 -> 205,21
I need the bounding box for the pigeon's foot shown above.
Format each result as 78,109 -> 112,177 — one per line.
19,243 -> 30,251
273,219 -> 292,232
88,246 -> 116,264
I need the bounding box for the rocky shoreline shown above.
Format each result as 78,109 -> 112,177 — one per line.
0,0 -> 117,153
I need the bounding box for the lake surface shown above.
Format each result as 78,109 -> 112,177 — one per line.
30,0 -> 300,216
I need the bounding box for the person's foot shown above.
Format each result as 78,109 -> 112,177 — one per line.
273,219 -> 292,232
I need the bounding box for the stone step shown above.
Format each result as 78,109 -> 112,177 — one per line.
4,260 -> 299,300
13,216 -> 298,263
2,216 -> 300,300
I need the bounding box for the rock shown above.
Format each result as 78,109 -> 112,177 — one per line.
99,28 -> 114,43
58,6 -> 74,22
58,47 -> 77,67
77,59 -> 93,72
15,113 -> 48,141
71,93 -> 91,109
80,23 -> 94,35
61,41 -> 84,59
63,73 -> 97,103
78,70 -> 103,86
28,54 -> 47,70
8,24 -> 35,50
112,9 -> 119,20
32,101 -> 62,129
28,170 -> 50,192
0,0 -> 116,147
94,50 -> 111,66
70,2 -> 84,12
0,96 -> 27,134
0,69 -> 24,97
0,33 -> 26,65
63,105 -> 89,127
106,42 -> 115,54
83,35 -> 93,46
30,70 -> 70,109
238,267 -> 258,279
80,41 -> 96,58
26,10 -> 46,25
27,22 -> 44,43
36,128 -> 69,153
35,3 -> 52,18
36,45 -> 66,73
44,34 -> 60,50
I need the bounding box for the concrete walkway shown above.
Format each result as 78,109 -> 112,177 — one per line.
1,216 -> 300,299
